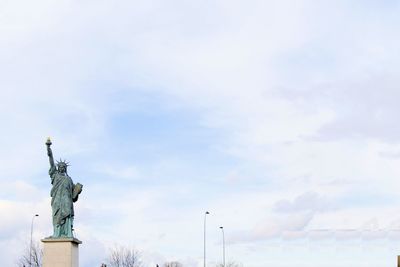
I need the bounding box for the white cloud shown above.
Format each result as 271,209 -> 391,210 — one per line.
96,164 -> 140,181
273,191 -> 334,213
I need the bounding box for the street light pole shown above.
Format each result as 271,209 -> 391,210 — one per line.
204,211 -> 210,267
30,214 -> 39,267
219,226 -> 225,267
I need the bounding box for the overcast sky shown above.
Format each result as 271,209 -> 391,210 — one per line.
1,0 -> 400,266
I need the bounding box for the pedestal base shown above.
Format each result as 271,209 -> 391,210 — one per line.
41,238 -> 82,267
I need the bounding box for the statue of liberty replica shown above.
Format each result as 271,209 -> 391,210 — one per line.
46,137 -> 83,238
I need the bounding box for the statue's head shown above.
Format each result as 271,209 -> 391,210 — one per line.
57,159 -> 70,174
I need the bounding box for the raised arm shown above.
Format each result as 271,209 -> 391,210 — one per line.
46,137 -> 55,169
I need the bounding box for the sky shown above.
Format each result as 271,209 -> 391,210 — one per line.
1,0 -> 400,266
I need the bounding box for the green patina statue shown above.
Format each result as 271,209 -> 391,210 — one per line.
46,138 -> 83,238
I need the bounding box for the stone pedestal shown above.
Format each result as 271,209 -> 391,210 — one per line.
41,238 -> 82,267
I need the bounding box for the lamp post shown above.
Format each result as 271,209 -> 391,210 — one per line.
219,226 -> 225,267
30,214 -> 39,267
204,211 -> 210,267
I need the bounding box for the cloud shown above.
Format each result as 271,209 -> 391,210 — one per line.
228,211 -> 314,244
227,192 -> 335,243
273,191 -> 333,213
379,150 -> 400,159
95,164 -> 140,181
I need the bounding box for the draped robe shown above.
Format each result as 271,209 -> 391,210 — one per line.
49,166 -> 74,237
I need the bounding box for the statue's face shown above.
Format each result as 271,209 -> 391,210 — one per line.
58,165 -> 67,173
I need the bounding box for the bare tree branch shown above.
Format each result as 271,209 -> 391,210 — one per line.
106,245 -> 143,267
163,261 -> 183,267
16,241 -> 43,267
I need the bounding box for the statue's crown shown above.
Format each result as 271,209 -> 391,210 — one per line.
56,159 -> 70,167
